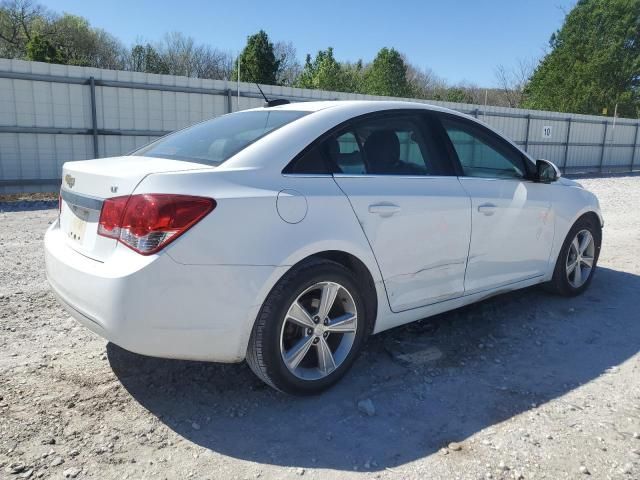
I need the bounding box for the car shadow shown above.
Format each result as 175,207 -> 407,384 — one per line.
108,266 -> 640,472
0,200 -> 58,212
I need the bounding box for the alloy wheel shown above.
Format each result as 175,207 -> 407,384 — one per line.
279,281 -> 358,380
566,229 -> 595,288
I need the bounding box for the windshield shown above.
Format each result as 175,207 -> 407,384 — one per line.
133,110 -> 308,165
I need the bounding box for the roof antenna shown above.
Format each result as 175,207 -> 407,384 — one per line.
255,83 -> 290,108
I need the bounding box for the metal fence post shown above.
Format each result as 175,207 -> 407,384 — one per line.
524,114 -> 531,152
562,118 -> 572,172
226,88 -> 232,114
473,108 -> 479,118
599,121 -> 608,172
89,77 -> 99,158
630,122 -> 639,171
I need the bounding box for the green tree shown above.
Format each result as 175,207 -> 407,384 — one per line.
25,32 -> 64,63
362,47 -> 413,97
295,47 -> 358,92
0,0 -> 53,59
48,13 -> 97,66
232,30 -> 279,84
342,60 -> 365,93
445,87 -> 473,103
523,0 -> 640,116
129,43 -> 169,74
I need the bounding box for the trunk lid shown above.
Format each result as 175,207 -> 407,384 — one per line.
59,156 -> 210,261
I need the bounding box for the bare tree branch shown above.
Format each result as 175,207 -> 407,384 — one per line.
494,58 -> 535,108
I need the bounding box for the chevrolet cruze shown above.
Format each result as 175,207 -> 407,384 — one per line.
45,100 -> 603,394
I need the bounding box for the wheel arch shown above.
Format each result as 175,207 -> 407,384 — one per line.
239,247 -> 383,362
250,246 -> 382,339
547,208 -> 603,279
578,210 -> 603,229
565,209 -> 603,243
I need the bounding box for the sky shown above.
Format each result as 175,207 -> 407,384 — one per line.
41,0 -> 576,87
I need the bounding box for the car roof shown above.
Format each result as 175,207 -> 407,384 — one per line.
227,99 -> 534,171
247,99 -> 464,116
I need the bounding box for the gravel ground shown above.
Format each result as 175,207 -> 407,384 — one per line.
1,176 -> 639,480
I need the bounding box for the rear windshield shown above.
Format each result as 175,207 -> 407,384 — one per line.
133,110 -> 308,165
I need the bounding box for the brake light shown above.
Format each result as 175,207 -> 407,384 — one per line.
98,194 -> 215,255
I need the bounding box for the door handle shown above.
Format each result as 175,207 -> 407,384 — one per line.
477,203 -> 497,216
368,203 -> 401,217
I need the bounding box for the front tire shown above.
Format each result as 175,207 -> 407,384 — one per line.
246,259 -> 369,395
547,215 -> 602,296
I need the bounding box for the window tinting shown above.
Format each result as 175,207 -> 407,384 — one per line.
441,118 -> 525,179
329,131 -> 366,174
134,110 -> 308,165
285,145 -> 329,174
285,112 -> 454,175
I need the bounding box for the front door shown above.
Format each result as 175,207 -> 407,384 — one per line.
438,115 -> 555,294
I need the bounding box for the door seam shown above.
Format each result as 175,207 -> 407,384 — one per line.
330,175 -> 394,312
456,176 -> 474,294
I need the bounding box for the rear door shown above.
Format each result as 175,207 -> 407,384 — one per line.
436,114 -> 555,294
330,112 -> 471,312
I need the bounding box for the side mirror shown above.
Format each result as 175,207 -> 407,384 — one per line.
536,159 -> 561,183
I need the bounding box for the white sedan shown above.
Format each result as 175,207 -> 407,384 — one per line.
45,100 -> 603,394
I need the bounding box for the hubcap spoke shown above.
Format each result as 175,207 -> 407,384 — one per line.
318,283 -> 339,319
571,236 -> 580,256
579,232 -> 592,255
316,337 -> 337,374
284,335 -> 314,370
287,301 -> 315,329
326,313 -> 357,333
581,256 -> 594,268
573,263 -> 583,286
566,260 -> 578,274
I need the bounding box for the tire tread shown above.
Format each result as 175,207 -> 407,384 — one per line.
546,214 -> 601,297
246,258 -> 359,394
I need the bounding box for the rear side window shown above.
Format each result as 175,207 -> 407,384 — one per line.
331,131 -> 366,174
284,129 -> 366,175
284,145 -> 330,174
353,116 -> 433,175
134,110 -> 308,165
285,112 -> 454,176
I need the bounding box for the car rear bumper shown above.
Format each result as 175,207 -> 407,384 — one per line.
44,220 -> 286,362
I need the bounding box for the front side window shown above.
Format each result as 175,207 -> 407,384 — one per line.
441,117 -> 526,179
135,110 -> 308,165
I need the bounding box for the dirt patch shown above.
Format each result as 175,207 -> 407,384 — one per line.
0,192 -> 58,203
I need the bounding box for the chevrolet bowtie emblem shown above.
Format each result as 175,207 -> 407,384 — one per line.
64,174 -> 75,188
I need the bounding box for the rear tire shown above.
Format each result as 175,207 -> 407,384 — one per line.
246,259 -> 370,395
546,215 -> 601,296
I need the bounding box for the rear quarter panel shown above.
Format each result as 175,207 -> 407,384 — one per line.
135,170 -> 380,273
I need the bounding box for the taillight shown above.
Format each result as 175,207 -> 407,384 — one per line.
98,194 -> 215,255
97,196 -> 128,237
